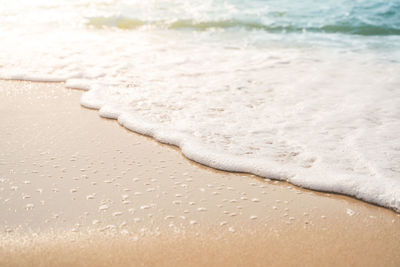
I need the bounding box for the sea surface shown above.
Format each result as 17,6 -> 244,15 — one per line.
0,0 -> 399,211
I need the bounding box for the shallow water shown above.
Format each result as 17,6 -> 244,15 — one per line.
0,0 -> 399,211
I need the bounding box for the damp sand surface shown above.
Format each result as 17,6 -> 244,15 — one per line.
0,80 -> 399,266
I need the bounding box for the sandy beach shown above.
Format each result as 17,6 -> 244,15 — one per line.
0,80 -> 399,266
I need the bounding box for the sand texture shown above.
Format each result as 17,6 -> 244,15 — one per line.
0,80 -> 399,266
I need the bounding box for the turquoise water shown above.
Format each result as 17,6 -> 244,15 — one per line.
87,0 -> 400,36
84,0 -> 400,57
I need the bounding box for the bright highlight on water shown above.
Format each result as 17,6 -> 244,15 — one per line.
0,0 -> 399,211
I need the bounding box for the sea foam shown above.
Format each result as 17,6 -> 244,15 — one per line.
0,1 -> 399,212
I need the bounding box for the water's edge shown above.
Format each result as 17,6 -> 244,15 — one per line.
3,78 -> 398,213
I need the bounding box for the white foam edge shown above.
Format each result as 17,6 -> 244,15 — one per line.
65,79 -> 92,91
1,76 -> 399,212
82,92 -> 400,212
0,74 -> 67,83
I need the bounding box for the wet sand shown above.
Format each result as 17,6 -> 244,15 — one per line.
0,80 -> 399,266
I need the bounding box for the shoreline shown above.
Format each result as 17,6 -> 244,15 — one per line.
0,80 -> 399,266
5,78 -> 400,213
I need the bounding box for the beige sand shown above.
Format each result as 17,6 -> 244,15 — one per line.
0,80 -> 399,266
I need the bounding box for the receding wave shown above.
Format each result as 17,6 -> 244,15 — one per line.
87,16 -> 400,36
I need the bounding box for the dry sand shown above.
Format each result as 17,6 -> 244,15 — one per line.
0,80 -> 399,266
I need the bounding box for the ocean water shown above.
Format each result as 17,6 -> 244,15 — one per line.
0,0 -> 399,211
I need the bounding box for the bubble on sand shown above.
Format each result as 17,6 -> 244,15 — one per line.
121,229 -> 130,235
99,204 -> 109,211
86,194 -> 95,200
25,203 -> 34,210
346,208 -> 355,216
